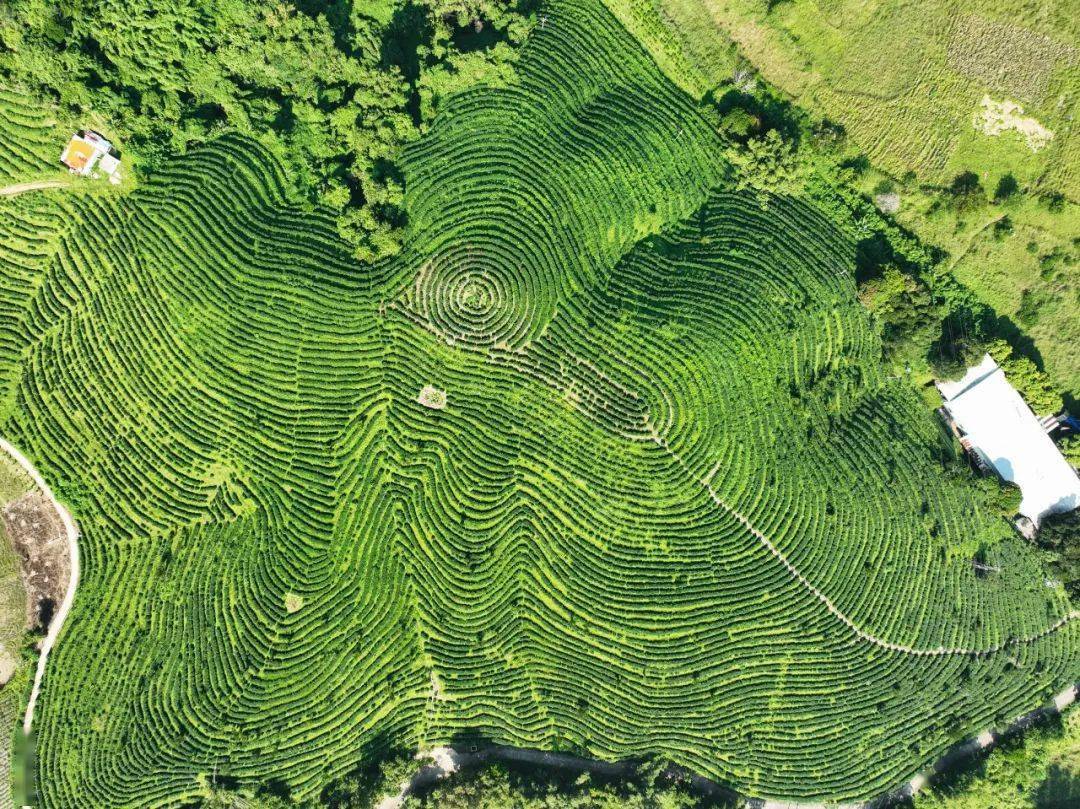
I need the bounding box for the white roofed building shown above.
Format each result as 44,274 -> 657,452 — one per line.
938,354 -> 1080,525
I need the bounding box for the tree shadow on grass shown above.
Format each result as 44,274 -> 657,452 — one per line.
1034,763 -> 1080,808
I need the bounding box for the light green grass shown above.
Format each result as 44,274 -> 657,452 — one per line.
632,0 -> 1080,398
856,164 -> 1080,394
0,458 -> 30,506
0,481 -> 29,809
655,0 -> 1079,197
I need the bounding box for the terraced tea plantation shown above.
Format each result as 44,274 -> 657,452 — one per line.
0,0 -> 1078,805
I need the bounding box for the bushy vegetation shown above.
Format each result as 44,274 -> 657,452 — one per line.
628,0 -> 1080,404
204,755 -> 733,808
1036,510 -> 1080,599
916,710 -> 1080,809
653,0 -> 1079,197
0,1 -> 1078,807
856,265 -> 941,368
397,763 -> 723,808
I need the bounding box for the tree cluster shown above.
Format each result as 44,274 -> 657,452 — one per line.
1037,509 -> 1080,598
724,129 -> 806,207
857,264 -> 941,366
0,0 -> 532,261
198,756 -> 728,809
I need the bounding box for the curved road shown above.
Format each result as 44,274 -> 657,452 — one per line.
0,437 -> 81,734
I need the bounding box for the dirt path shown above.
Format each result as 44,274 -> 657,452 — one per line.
397,294 -> 1080,658
375,745 -> 739,809
0,438 -> 80,734
0,180 -> 68,198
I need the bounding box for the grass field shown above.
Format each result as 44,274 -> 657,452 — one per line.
627,0 -> 1080,397
0,0 -> 1078,805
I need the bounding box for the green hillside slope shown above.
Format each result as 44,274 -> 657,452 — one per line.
0,0 -> 1077,805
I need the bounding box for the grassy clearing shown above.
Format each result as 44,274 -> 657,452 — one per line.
0,520 -> 25,684
0,458 -> 29,507
851,167 -> 1080,394
0,455 -> 30,809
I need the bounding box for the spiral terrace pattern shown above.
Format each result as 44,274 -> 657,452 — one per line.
0,4 -> 1078,805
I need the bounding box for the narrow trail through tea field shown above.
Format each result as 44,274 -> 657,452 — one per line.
0,438 -> 80,734
649,421 -> 1080,658
417,307 -> 1080,659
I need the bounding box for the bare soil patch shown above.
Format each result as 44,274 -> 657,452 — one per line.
417,385 -> 447,410
1,492 -> 69,632
975,96 -> 1054,152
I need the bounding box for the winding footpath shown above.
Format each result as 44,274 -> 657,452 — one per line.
647,422 -> 1080,657
0,175 -> 80,734
0,438 -> 81,734
394,291 -> 1080,658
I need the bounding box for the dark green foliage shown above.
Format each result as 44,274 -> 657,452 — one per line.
719,107 -> 758,141
857,265 -> 942,364
929,308 -> 1061,416
403,764 -> 711,808
972,477 -> 1022,519
1061,435 -> 1080,467
1037,510 -> 1080,597
321,753 -> 416,808
809,118 -> 847,153
948,171 -> 986,213
986,339 -> 1063,415
0,0 -> 532,261
993,174 -> 1019,203
1017,287 -> 1047,326
1042,192 -> 1066,214
1034,763 -> 1080,808
725,129 -> 806,206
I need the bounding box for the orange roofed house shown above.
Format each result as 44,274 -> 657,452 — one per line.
60,130 -> 121,183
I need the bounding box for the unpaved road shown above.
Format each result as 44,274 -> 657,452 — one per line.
376,745 -> 738,809
0,438 -> 80,734
0,180 -> 68,197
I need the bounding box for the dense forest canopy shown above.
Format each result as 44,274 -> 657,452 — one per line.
0,0 -> 533,260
